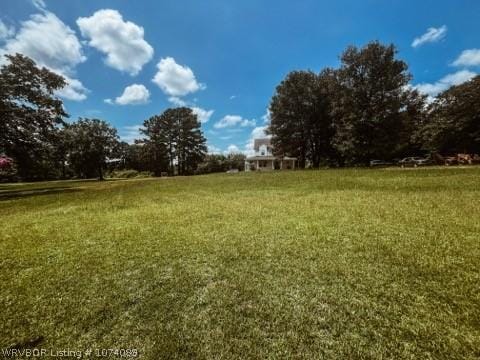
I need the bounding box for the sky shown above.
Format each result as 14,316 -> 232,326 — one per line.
1,0 -> 480,155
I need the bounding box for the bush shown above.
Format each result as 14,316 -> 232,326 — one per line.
0,156 -> 19,182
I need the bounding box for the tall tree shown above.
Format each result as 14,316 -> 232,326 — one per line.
418,75 -> 480,154
0,53 -> 67,179
64,118 -> 119,180
332,42 -> 425,164
141,114 -> 173,176
269,70 -> 336,168
176,108 -> 207,175
142,107 -> 207,176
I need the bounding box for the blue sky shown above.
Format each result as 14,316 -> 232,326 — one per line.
1,0 -> 480,154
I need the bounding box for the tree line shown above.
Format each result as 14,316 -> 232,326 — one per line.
268,41 -> 480,167
2,41 -> 480,181
0,54 -> 216,181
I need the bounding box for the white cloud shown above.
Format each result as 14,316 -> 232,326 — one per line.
152,57 -> 205,96
452,49 -> 480,67
166,97 -> 213,122
56,76 -> 89,101
207,144 -> 221,154
0,20 -> 15,40
191,106 -> 214,123
226,144 -> 240,154
0,11 -> 88,101
262,109 -> 271,124
106,84 -> 150,105
77,9 -> 153,75
414,70 -> 476,97
32,0 -> 46,11
168,96 -> 187,106
0,12 -> 85,73
120,124 -> 145,144
412,25 -> 447,48
214,115 -> 256,129
229,95 -> 236,100
166,96 -> 213,123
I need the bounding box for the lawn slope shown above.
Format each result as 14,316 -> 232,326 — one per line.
1,168 -> 479,359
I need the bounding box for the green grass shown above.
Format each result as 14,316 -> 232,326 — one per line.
1,168 -> 479,359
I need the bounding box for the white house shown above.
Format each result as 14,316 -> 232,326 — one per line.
245,138 -> 297,171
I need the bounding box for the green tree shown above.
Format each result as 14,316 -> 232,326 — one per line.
332,42 -> 425,164
64,118 -> 119,180
269,71 -> 316,168
418,75 -> 480,154
269,70 -> 336,168
176,108 -> 207,175
0,53 -> 67,179
141,114 -> 173,176
142,107 -> 206,176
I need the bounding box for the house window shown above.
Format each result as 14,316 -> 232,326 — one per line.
261,151 -> 265,156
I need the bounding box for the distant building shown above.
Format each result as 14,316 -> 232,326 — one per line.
245,138 -> 297,171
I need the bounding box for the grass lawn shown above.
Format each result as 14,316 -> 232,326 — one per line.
1,168 -> 479,359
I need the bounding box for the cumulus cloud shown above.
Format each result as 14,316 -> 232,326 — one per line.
31,0 -> 46,11
414,70 -> 476,97
152,57 -> 205,96
412,25 -> 447,48
106,84 -> 150,105
226,144 -> 240,154
191,107 -> 214,123
0,20 -> 15,40
165,97 -> 213,123
0,11 -> 88,101
56,76 -> 89,101
262,109 -> 271,124
119,124 -> 145,144
207,144 -> 222,154
0,12 -> 85,73
168,96 -> 187,106
452,49 -> 480,67
77,9 -> 153,75
214,115 -> 256,129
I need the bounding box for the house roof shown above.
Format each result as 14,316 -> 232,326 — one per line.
246,156 -> 297,161
253,138 -> 272,151
246,156 -> 277,161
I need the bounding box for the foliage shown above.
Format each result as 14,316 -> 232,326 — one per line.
417,75 -> 480,154
196,153 -> 246,174
63,118 -> 119,180
0,53 -> 67,179
332,42 -> 425,164
268,42 -> 427,166
141,107 -> 207,176
0,155 -> 18,182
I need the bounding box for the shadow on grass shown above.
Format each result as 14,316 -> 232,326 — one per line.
0,187 -> 83,201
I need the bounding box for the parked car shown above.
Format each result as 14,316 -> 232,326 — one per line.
398,157 -> 423,167
444,157 -> 458,166
416,157 -> 432,166
369,160 -> 392,167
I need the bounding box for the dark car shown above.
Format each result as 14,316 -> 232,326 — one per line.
369,160 -> 392,167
